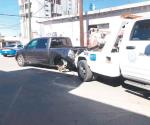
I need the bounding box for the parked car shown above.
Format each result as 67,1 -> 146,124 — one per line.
0,49 -> 2,55
15,37 -> 86,71
1,44 -> 23,57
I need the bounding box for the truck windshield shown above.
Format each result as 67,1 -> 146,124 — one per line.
131,19 -> 150,40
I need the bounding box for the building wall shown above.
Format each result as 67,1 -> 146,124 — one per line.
42,16 -> 121,46
43,19 -> 80,46
18,0 -> 78,44
41,1 -> 150,46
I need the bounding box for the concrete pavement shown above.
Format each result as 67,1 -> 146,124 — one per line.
0,56 -> 149,125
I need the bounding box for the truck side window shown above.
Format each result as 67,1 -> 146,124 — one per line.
51,38 -> 67,48
57,38 -> 65,47
36,38 -> 48,49
131,20 -> 150,40
27,39 -> 38,49
66,38 -> 72,47
51,38 -> 60,48
51,38 -> 72,48
59,38 -> 71,47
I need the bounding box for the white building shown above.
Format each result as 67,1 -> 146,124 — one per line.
0,36 -> 20,49
18,0 -> 78,44
61,0 -> 79,15
39,1 -> 150,46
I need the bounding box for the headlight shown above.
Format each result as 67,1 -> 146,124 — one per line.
68,50 -> 75,59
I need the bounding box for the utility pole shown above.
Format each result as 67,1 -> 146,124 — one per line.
79,0 -> 84,46
28,0 -> 32,41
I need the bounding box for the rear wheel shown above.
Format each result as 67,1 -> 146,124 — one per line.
17,54 -> 25,67
78,60 -> 93,82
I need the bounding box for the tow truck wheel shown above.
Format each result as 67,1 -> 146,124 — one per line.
17,54 -> 25,67
78,60 -> 93,82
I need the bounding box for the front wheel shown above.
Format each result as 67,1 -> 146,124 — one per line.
3,55 -> 7,57
17,54 -> 25,67
78,60 -> 93,82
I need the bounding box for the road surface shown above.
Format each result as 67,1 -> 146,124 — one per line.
0,56 -> 149,125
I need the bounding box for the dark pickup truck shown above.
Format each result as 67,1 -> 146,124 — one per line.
16,37 -> 86,71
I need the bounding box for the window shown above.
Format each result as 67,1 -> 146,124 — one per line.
51,38 -> 70,48
24,2 -> 32,9
56,0 -> 61,4
36,38 -> 48,49
45,14 -> 49,17
51,38 -> 62,48
27,39 -> 38,49
66,38 -> 72,47
17,45 -> 23,48
97,23 -> 109,29
6,45 -> 16,47
45,5 -> 49,7
58,38 -> 67,46
131,19 -> 150,40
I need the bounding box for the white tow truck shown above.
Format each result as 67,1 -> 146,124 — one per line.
76,16 -> 150,92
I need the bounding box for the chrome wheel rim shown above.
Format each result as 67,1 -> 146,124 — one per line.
79,65 -> 86,79
18,56 -> 23,66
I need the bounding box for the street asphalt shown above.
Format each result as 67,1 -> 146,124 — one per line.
0,56 -> 149,125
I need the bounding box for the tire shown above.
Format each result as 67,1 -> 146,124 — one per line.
143,91 -> 150,98
17,54 -> 25,67
78,60 -> 93,82
3,55 -> 7,57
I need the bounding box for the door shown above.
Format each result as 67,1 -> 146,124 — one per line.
121,19 -> 150,83
25,39 -> 38,63
35,38 -> 48,64
49,37 -> 68,65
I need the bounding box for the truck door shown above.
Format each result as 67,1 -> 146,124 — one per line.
35,38 -> 49,64
25,38 -> 48,64
49,38 -> 68,65
121,19 -> 150,83
24,39 -> 38,63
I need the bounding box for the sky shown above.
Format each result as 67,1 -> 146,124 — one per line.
0,0 -> 147,37
83,0 -> 144,12
0,0 -> 20,37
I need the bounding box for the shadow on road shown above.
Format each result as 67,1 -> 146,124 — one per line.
95,74 -> 150,98
96,74 -> 123,87
125,89 -> 150,100
0,68 -> 149,125
123,84 -> 150,99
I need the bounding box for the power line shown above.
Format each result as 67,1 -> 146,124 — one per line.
36,0 -> 44,6
0,13 -> 50,19
0,13 -> 20,17
0,24 -> 20,29
0,28 -> 20,30
33,5 -> 45,15
0,23 -> 19,26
